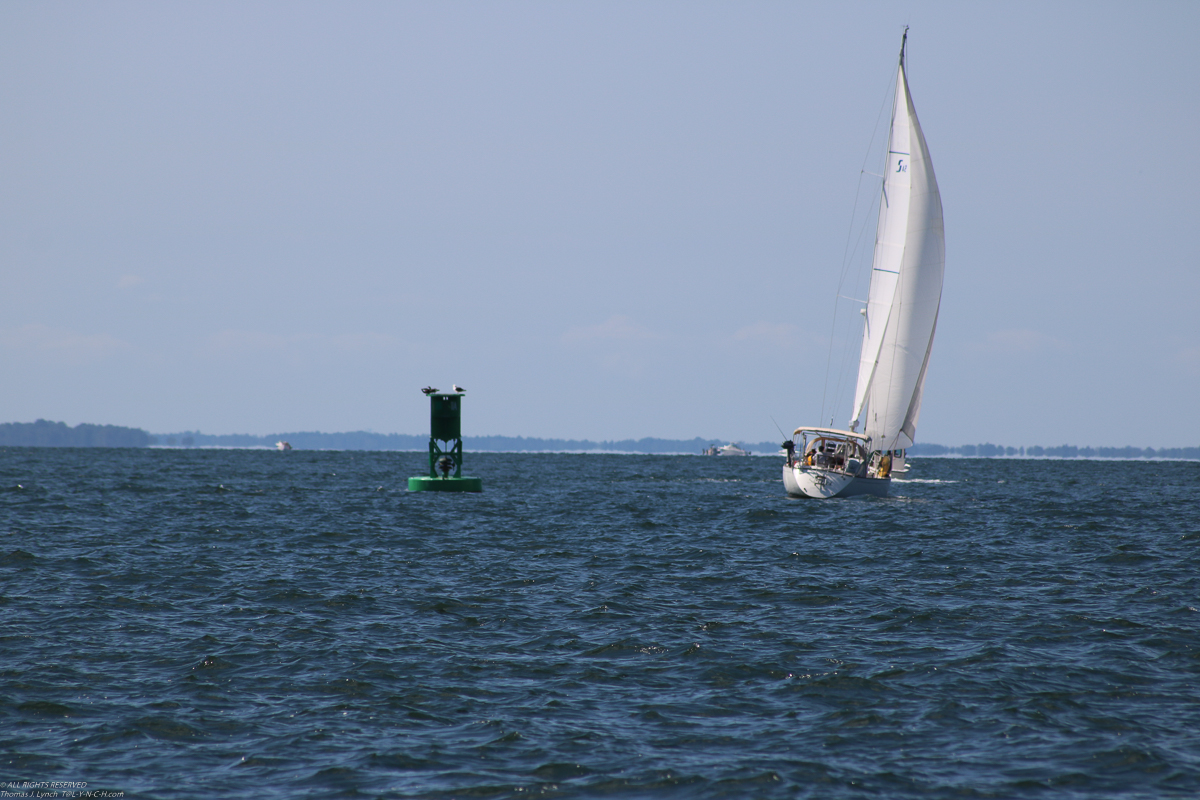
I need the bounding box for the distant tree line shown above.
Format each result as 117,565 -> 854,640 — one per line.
908,442 -> 1200,460
0,419 -> 152,448
4,420 -> 1196,459
156,431 -> 780,454
158,431 -> 431,450
467,435 -> 780,454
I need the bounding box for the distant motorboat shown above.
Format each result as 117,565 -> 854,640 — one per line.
276,441 -> 292,451
703,443 -> 751,456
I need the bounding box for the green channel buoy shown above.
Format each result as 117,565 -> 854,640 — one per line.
407,390 -> 482,492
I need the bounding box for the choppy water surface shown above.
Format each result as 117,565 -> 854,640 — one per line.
2,448 -> 1199,798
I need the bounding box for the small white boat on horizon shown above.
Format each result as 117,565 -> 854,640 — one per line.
703,443 -> 752,456
276,440 -> 292,451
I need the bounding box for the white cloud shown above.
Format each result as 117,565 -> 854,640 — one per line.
732,322 -> 807,349
329,332 -> 403,353
203,330 -> 298,353
199,329 -> 405,361
557,315 -> 669,378
970,328 -> 1070,355
117,274 -> 144,288
1178,345 -> 1200,375
561,315 -> 660,344
0,324 -> 130,363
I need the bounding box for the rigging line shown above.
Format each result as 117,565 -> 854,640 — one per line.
831,319 -> 858,429
831,169 -> 886,426
820,68 -> 897,425
819,175 -> 866,424
830,214 -> 873,420
820,59 -> 902,429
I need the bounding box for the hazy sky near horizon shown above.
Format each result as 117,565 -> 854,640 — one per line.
2,2 -> 1197,447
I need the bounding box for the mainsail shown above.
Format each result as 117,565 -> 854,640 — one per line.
849,32 -> 945,450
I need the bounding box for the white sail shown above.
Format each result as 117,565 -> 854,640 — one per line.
849,35 -> 944,451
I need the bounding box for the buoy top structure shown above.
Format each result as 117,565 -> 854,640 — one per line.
407,388 -> 483,493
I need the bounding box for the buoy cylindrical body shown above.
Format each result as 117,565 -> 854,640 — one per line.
430,394 -> 462,441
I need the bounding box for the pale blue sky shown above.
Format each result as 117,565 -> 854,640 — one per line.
2,2 -> 1197,447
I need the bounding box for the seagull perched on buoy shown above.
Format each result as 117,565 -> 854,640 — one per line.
452,384 -> 465,393
421,386 -> 438,395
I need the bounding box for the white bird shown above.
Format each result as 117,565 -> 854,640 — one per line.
453,384 -> 466,393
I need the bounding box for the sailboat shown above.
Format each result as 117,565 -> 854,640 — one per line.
783,29 -> 944,499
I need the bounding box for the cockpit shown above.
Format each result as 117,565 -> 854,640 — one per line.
788,428 -> 874,478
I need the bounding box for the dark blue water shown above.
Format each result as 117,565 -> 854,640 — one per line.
2,449 -> 1199,798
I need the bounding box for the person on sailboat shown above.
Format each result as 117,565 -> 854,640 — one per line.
879,452 -> 892,478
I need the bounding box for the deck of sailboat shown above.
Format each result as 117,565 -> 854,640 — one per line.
791,426 -> 869,440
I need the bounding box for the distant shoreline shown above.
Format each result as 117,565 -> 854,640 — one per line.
142,446 -> 1200,462
1,420 -> 1197,460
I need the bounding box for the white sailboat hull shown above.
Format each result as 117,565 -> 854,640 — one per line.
783,464 -> 890,499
